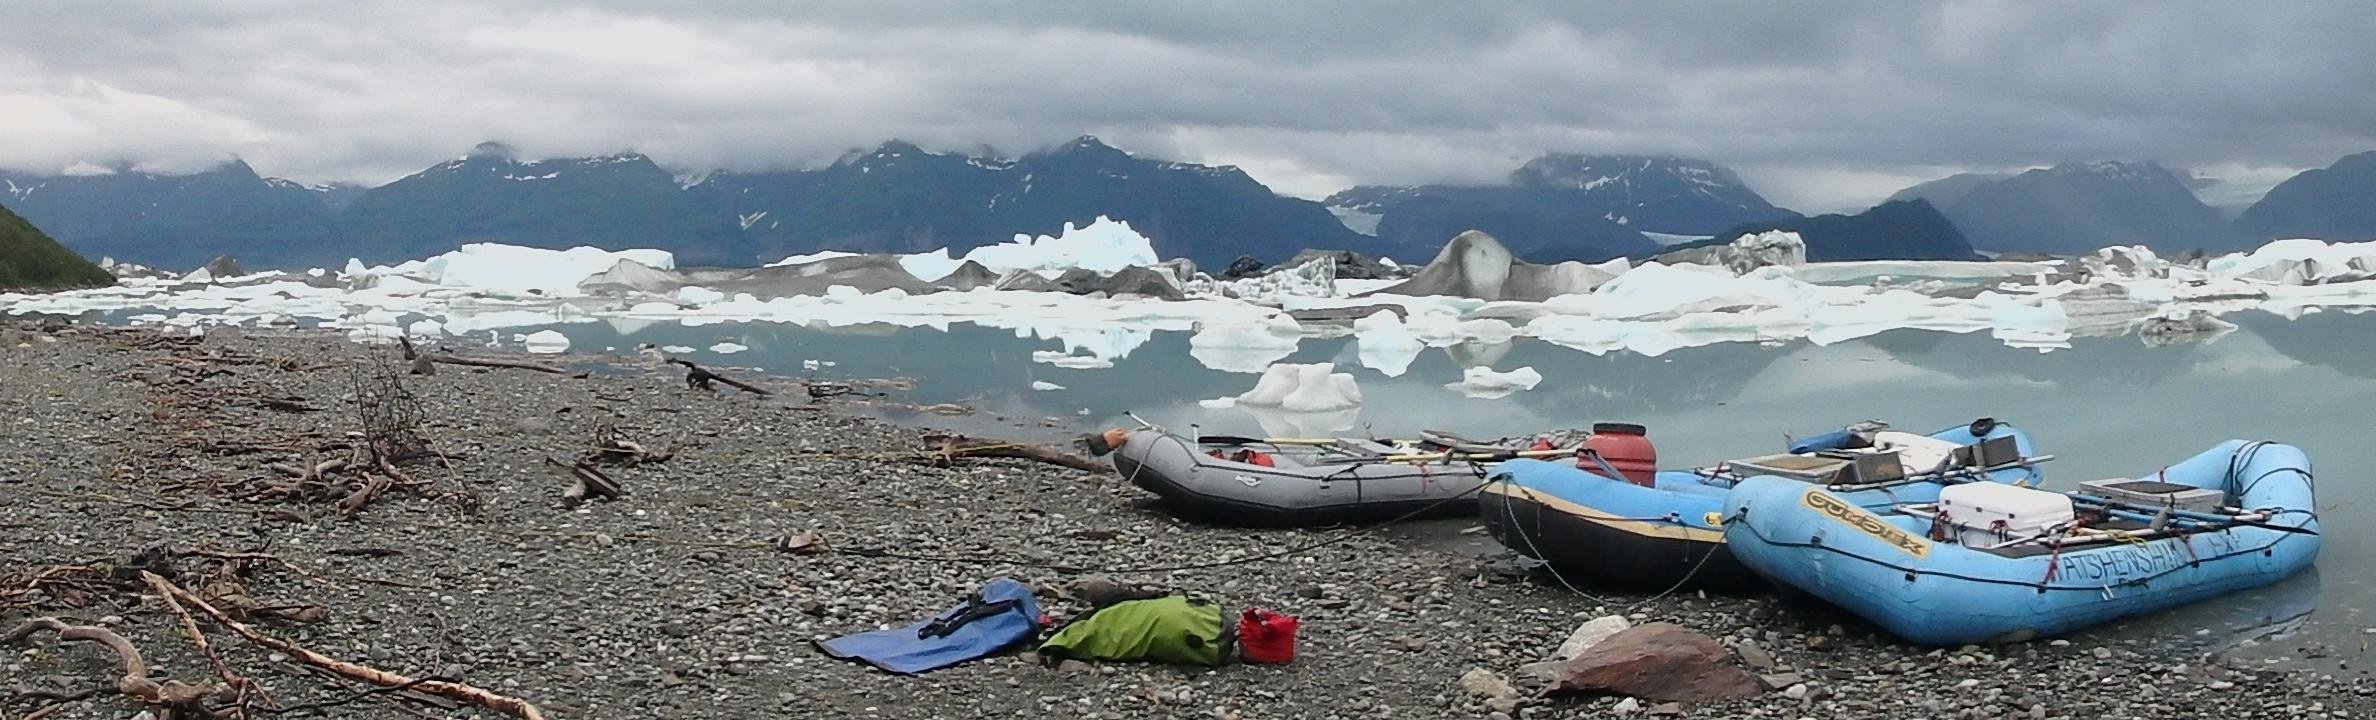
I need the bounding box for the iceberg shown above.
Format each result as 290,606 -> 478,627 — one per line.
1030,380 -> 1066,391
1351,310 -> 1423,377
521,330 -> 572,354
374,244 -> 675,297
1445,366 -> 1544,400
1031,350 -> 1115,369
1235,362 -> 1364,412
762,216 -> 1159,281
1188,314 -> 1305,372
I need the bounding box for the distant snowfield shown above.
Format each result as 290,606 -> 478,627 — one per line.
10,220 -> 2376,378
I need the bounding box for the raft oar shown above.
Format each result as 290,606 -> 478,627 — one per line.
2067,495 -> 2318,536
1371,448 -> 1575,463
1196,435 -> 1349,446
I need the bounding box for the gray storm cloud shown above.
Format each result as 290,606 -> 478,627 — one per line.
1,1 -> 2370,209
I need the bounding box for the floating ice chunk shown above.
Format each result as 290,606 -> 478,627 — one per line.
522,330 -> 571,354
1235,362 -> 1363,412
765,249 -> 860,267
1592,262 -> 1807,320
1189,314 -> 1304,372
663,345 -> 696,354
406,319 -> 445,337
389,244 -> 676,297
183,267 -> 215,284
2208,239 -> 2376,285
676,286 -> 726,304
1446,366 -> 1543,400
1032,350 -> 1115,369
1352,310 -> 1423,377
895,250 -> 962,285
1198,396 -> 1238,409
1990,299 -> 2071,351
710,342 -> 748,354
1030,380 -> 1066,391
957,216 -> 1159,277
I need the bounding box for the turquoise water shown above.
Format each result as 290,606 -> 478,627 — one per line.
515,310 -> 2375,663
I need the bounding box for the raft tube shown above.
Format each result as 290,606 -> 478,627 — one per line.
1106,430 -> 1496,526
1722,440 -> 2318,644
1478,421 -> 2039,593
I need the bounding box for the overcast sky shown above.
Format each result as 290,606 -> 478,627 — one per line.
3,1 -> 2371,211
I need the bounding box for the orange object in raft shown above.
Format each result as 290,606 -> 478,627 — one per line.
1579,422 -> 1657,487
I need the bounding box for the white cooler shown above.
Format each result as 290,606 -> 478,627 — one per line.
1937,482 -> 2075,546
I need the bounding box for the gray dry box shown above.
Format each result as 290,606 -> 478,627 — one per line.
2075,478 -> 2225,514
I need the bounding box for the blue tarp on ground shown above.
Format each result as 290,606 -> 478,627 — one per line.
815,577 -> 1042,674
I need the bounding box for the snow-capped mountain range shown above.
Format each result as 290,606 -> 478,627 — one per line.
2,139 -> 2371,271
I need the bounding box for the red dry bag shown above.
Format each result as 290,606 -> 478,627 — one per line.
1236,608 -> 1298,664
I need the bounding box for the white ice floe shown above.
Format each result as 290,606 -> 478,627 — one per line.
521,330 -> 572,354
767,216 -> 1158,281
709,342 -> 749,354
370,244 -> 675,297
2206,238 -> 2376,285
1236,362 -> 1364,413
1188,314 -> 1305,372
1351,310 -> 1423,377
1030,380 -> 1066,391
1032,350 -> 1115,369
1446,366 -> 1543,399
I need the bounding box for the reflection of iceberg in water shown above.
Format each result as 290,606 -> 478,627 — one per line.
1442,339 -> 1514,369
1239,405 -> 1362,438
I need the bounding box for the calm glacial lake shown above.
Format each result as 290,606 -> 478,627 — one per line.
441,310 -> 2376,666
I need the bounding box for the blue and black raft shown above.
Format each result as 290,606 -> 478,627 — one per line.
815,578 -> 1043,674
1723,440 -> 2319,645
1479,418 -> 2043,593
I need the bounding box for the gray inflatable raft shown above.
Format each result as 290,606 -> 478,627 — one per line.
1097,429 -> 1533,526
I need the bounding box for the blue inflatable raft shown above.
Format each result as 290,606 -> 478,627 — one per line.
1479,420 -> 2040,592
1722,440 -> 2319,645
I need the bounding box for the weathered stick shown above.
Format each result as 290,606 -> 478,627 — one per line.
923,433 -> 1108,473
335,474 -> 392,517
145,574 -> 264,714
142,572 -> 548,720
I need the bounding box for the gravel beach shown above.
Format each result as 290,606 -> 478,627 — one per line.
2,322 -> 2369,719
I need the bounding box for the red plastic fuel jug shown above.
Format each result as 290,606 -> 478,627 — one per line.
1579,422 -> 1657,487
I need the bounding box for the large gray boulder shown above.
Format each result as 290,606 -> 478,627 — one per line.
1549,623 -> 1761,703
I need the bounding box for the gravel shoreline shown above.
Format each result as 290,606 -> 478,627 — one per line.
1,322 -> 2369,719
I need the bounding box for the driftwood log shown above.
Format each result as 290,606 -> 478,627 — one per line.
4,617 -> 215,717
399,336 -> 583,377
143,572 -> 549,720
668,358 -> 772,396
547,457 -> 626,504
585,422 -> 676,466
922,433 -> 1107,473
